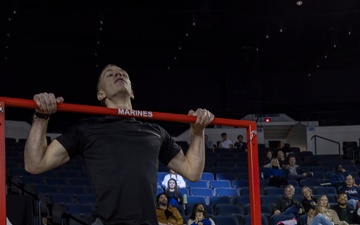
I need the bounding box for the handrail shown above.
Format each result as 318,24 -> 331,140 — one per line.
311,135 -> 341,157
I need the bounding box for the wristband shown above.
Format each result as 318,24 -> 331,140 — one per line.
34,110 -> 51,120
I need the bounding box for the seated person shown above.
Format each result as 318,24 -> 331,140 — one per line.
283,155 -> 313,180
164,178 -> 183,206
273,184 -> 305,221
187,203 -> 215,225
276,150 -> 286,168
338,174 -> 360,210
233,135 -> 247,152
267,158 -> 288,187
261,149 -> 273,168
308,195 -> 348,225
218,132 -> 233,149
162,169 -> 186,188
330,164 -> 350,189
190,210 -> 212,225
333,193 -> 354,224
205,134 -> 216,151
156,193 -> 184,225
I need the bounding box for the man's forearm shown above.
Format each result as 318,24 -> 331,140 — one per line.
185,128 -> 205,181
24,118 -> 49,173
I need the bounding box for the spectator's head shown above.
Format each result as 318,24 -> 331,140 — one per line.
221,132 -> 227,140
284,185 -> 295,199
195,210 -> 207,221
301,186 -> 313,199
190,203 -> 206,220
335,164 -> 345,173
167,178 -> 178,190
276,150 -> 285,160
156,193 -> 168,208
265,149 -> 273,159
317,195 -> 330,209
345,174 -> 354,187
288,155 -> 296,166
337,193 -> 348,206
237,135 -> 243,142
271,158 -> 280,168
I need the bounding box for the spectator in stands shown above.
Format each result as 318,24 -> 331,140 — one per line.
217,132 -> 233,149
333,193 -> 354,224
156,193 -> 184,225
162,169 -> 187,189
339,174 -> 360,210
283,155 -> 313,180
267,158 -> 288,187
24,65 -> 214,225
164,178 -> 183,206
187,203 -> 215,225
233,135 -> 247,152
300,186 -> 317,225
330,164 -> 350,189
308,195 -> 348,225
276,150 -> 286,168
204,134 -> 216,151
261,149 -> 273,168
190,210 -> 212,225
272,184 -> 305,220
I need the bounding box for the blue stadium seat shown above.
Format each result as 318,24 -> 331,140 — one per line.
201,172 -> 215,181
208,180 -> 231,189
215,204 -> 243,215
191,187 -> 214,197
187,180 -> 208,189
212,215 -> 238,225
313,186 -> 337,195
243,214 -> 269,225
263,187 -> 283,195
232,180 -> 249,189
209,196 -> 232,206
214,187 -> 239,197
186,196 -> 207,205
234,196 -> 250,206
215,172 -> 236,181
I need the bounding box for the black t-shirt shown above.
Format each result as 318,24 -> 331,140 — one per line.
56,116 -> 181,225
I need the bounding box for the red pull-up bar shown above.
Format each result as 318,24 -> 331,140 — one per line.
0,97 -> 261,225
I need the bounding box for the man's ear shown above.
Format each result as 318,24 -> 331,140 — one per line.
97,90 -> 106,102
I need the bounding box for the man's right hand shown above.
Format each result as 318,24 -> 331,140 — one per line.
33,92 -> 64,114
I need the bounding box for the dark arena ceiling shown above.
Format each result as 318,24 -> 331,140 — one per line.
1,0 -> 360,133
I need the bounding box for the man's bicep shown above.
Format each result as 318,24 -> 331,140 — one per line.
43,139 -> 70,170
167,151 -> 189,178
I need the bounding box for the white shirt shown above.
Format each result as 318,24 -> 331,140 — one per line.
162,174 -> 186,188
220,139 -> 233,148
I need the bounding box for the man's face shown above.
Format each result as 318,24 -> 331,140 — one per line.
284,186 -> 295,199
337,194 -> 348,205
221,134 -> 227,141
97,65 -> 134,101
238,136 -> 243,142
158,194 -> 168,206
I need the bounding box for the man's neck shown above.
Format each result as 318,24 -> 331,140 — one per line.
159,205 -> 167,210
339,204 -> 347,208
105,96 -> 132,109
